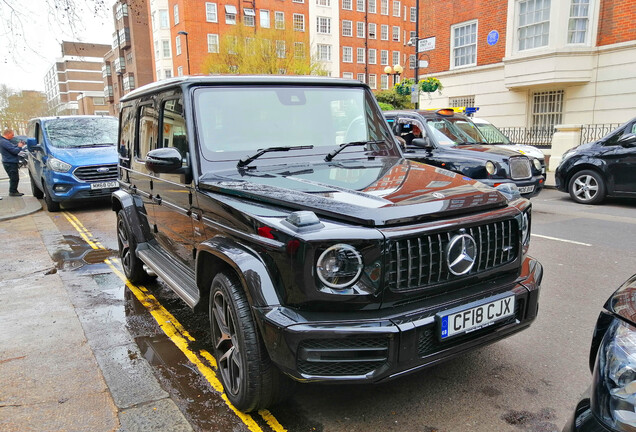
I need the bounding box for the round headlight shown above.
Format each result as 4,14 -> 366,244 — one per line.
533,158 -> 542,171
521,211 -> 530,245
485,161 -> 496,175
593,318 -> 636,431
316,244 -> 363,289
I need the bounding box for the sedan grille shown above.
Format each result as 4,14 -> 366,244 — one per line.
509,157 -> 532,180
387,219 -> 518,292
73,164 -> 118,182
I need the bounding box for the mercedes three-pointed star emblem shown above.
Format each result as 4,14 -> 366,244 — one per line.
446,231 -> 478,276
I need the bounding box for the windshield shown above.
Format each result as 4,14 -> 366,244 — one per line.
425,117 -> 487,145
194,85 -> 398,163
475,123 -> 511,144
44,117 -> 118,148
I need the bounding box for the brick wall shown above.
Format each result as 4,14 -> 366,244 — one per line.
418,0 -> 507,74
597,0 -> 636,46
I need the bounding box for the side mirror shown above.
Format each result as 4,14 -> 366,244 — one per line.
411,137 -> 434,150
26,138 -> 42,151
617,133 -> 636,147
145,147 -> 184,173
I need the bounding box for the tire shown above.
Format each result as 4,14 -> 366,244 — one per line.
30,174 -> 44,199
568,169 -> 606,204
116,210 -> 148,283
209,272 -> 295,412
42,181 -> 60,212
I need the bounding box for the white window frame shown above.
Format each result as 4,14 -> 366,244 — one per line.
381,25 -> 389,40
357,47 -> 365,63
342,20 -> 353,37
451,20 -> 478,69
207,34 -> 219,53
206,3 -> 218,22
357,22 -> 365,38
380,49 -> 388,65
357,73 -> 366,83
175,35 -> 182,55
159,10 -> 169,28
410,7 -> 416,22
368,23 -> 377,39
162,40 -> 171,58
567,0 -> 590,44
369,0 -> 377,13
392,0 -> 401,17
293,13 -> 305,31
343,46 -> 353,63
392,50 -> 400,66
368,49 -> 377,64
275,11 -> 285,29
276,40 -> 286,58
225,4 -> 237,24
260,10 -> 270,28
380,74 -> 389,90
369,74 -> 377,89
357,0 -> 365,12
317,16 -> 331,34
381,0 -> 388,15
343,72 -> 354,79
392,26 -> 400,41
317,44 -> 332,61
177,66 -> 183,76
342,0 -> 352,10
173,4 -> 179,25
317,0 -> 331,5
517,0 -> 551,51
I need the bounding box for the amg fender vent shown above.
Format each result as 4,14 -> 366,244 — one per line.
297,337 -> 389,376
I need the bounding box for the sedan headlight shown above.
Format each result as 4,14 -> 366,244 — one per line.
485,161 -> 497,175
316,244 -> 363,289
592,318 -> 636,430
47,157 -> 72,173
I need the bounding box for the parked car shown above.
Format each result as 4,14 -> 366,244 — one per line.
384,109 -> 545,198
471,117 -> 546,176
555,118 -> 636,204
563,274 -> 636,432
113,76 -> 543,412
25,115 -> 119,212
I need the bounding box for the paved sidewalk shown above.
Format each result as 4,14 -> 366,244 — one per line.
0,168 -> 42,221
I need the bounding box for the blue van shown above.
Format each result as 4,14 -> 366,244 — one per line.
26,115 -> 119,212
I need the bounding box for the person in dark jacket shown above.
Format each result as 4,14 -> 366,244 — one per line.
1,128 -> 26,197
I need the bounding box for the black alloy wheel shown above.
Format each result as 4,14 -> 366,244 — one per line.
116,210 -> 147,283
568,169 -> 606,204
209,272 -> 294,412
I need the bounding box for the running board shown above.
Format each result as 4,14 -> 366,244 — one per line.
136,243 -> 200,308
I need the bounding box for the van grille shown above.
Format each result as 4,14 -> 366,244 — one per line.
73,164 -> 118,182
509,157 -> 532,180
387,219 -> 518,292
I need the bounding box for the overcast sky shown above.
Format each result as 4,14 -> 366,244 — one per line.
0,0 -> 114,92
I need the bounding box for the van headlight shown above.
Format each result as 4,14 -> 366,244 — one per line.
316,244 -> 363,289
47,157 -> 72,173
592,318 -> 636,431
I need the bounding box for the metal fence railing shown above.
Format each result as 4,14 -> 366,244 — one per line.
579,123 -> 622,145
498,127 -> 555,149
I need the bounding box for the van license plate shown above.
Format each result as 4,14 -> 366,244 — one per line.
438,294 -> 515,340
518,185 -> 534,193
90,181 -> 118,190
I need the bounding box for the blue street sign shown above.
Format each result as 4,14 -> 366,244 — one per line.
487,30 -> 499,46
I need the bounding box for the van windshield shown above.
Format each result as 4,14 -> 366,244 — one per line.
194,85 -> 398,163
44,117 -> 119,148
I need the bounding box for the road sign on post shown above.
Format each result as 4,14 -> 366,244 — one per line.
411,85 -> 418,103
417,37 -> 436,53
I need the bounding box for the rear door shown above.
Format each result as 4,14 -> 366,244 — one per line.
607,121 -> 636,193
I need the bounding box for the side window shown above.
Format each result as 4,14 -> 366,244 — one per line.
119,106 -> 135,166
37,124 -> 44,145
159,98 -> 188,167
137,104 -> 158,159
631,123 -> 636,134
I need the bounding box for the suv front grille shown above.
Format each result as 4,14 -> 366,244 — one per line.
73,164 -> 118,182
509,157 -> 532,180
297,338 -> 389,376
387,219 -> 518,292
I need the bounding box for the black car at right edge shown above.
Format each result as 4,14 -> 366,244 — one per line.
564,274 -> 636,432
556,118 -> 636,204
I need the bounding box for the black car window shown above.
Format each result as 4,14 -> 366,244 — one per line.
137,104 -> 158,159
159,98 -> 188,168
425,117 -> 484,145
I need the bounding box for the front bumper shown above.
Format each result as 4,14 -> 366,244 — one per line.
46,171 -> 118,202
257,256 -> 542,383
479,175 -> 544,198
562,396 -> 613,432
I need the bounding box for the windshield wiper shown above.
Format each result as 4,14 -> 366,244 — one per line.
78,143 -> 116,147
237,145 -> 313,168
324,140 -> 385,162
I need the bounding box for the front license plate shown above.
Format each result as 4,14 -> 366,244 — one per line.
90,181 -> 118,190
438,294 -> 515,340
518,185 -> 535,194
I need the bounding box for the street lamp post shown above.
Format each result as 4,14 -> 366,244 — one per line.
407,38 -> 431,109
177,31 -> 190,75
384,64 -> 403,88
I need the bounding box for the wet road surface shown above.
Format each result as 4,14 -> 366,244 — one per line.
39,190 -> 636,432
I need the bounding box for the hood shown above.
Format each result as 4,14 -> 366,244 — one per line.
605,274 -> 636,326
199,158 -> 508,227
48,145 -> 118,167
496,144 -> 545,160
452,144 -> 529,159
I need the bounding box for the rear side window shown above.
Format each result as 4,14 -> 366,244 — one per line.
159,98 -> 188,167
137,105 -> 158,159
119,106 -> 135,163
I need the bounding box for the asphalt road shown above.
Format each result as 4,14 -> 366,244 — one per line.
42,189 -> 636,432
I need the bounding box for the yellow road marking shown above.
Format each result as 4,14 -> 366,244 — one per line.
62,214 -> 288,432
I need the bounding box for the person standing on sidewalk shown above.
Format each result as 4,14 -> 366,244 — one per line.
1,128 -> 26,197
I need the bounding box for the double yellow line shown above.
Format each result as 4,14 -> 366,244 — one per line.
61,211 -> 287,432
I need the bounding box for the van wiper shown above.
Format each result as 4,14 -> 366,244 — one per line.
237,145 -> 313,168
325,140 -> 385,162
78,143 -> 115,147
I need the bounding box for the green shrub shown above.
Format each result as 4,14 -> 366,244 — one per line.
374,90 -> 412,110
377,102 -> 395,111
